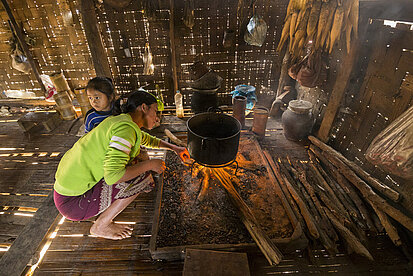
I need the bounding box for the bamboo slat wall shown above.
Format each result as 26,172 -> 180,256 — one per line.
329,20 -> 413,211
96,0 -> 289,105
0,0 -> 289,105
0,0 -> 95,96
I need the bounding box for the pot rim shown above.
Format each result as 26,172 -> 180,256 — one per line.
186,112 -> 241,141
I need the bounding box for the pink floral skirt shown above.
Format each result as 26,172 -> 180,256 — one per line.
54,172 -> 154,221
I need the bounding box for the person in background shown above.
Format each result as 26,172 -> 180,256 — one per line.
54,90 -> 190,240
84,77 -> 116,133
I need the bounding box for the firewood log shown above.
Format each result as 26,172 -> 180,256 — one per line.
308,136 -> 400,202
368,200 -> 402,246
165,128 -> 187,147
323,207 -> 374,261
309,146 -> 374,232
308,161 -> 350,222
294,164 -> 339,243
279,167 -> 320,239
318,147 -> 413,233
213,168 -> 283,265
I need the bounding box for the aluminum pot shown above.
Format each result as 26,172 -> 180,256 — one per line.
187,109 -> 241,166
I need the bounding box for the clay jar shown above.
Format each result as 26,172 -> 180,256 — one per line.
281,100 -> 314,141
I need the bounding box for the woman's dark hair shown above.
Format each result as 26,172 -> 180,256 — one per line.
113,90 -> 157,115
86,77 -> 115,100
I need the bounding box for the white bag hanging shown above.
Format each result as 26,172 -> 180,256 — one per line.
143,43 -> 154,75
11,47 -> 31,74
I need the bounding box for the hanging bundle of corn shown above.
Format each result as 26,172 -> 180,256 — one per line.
277,0 -> 359,57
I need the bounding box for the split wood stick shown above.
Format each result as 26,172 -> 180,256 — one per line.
213,168 -> 283,265
308,136 -> 400,202
323,207 -> 374,261
164,129 -> 187,147
368,200 -> 402,246
320,148 -> 413,233
295,165 -> 339,243
310,144 -> 377,232
289,162 -> 338,254
197,168 -> 210,202
263,155 -> 304,226
309,150 -> 361,220
279,169 -> 320,239
308,162 -> 351,222
309,146 -> 370,231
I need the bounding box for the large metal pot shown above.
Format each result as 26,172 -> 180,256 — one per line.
187,110 -> 241,166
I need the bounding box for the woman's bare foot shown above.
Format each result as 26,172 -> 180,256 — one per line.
90,221 -> 133,240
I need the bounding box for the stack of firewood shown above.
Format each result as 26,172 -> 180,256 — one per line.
263,136 -> 413,260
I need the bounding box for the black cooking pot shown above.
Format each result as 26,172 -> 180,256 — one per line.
187,109 -> 241,166
190,88 -> 218,114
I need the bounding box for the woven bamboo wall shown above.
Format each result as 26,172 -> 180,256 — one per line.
0,0 -> 289,105
96,0 -> 289,105
0,0 -> 95,96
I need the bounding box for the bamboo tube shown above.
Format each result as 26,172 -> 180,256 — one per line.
323,207 -> 374,261
213,168 -> 283,265
308,136 -> 400,202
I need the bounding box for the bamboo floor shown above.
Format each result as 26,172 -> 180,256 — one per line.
0,108 -> 411,275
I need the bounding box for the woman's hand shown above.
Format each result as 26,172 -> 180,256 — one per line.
148,159 -> 166,174
173,146 -> 191,163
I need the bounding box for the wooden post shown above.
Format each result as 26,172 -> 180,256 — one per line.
80,0 -> 112,77
316,39 -> 359,142
1,0 -> 46,97
169,0 -> 179,93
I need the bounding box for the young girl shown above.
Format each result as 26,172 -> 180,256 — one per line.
54,90 -> 190,240
84,77 -> 116,133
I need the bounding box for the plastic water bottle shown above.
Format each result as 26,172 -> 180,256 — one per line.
174,90 -> 184,118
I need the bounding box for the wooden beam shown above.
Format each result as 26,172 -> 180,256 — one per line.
1,0 -> 46,97
80,0 -> 112,77
0,191 -> 59,276
169,0 -> 178,92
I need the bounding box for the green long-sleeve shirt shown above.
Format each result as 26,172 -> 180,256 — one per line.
54,113 -> 160,196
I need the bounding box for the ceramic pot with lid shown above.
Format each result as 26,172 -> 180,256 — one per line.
281,100 -> 314,141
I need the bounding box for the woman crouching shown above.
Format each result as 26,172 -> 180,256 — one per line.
53,90 -> 189,240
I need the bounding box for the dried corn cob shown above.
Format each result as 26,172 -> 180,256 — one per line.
320,0 -> 337,50
329,4 -> 344,53
289,10 -> 299,52
306,0 -> 322,39
277,14 -> 292,52
349,0 -> 359,38
315,1 -> 331,49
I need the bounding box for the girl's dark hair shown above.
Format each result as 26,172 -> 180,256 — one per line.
86,77 -> 115,100
113,90 -> 157,115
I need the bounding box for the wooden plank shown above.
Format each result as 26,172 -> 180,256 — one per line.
183,248 -> 250,276
0,191 -> 59,276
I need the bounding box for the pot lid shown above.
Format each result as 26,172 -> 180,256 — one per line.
288,100 -> 312,114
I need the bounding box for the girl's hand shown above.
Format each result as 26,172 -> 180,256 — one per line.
149,159 -> 166,174
174,146 -> 191,163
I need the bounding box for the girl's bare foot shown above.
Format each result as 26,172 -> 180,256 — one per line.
90,221 -> 133,240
